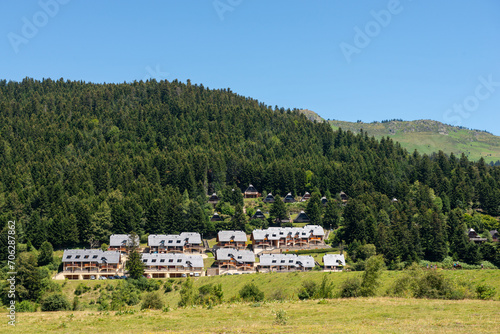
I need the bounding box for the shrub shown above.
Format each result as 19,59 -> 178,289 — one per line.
239,283 -> 264,302
41,293 -> 70,311
197,283 -> 224,306
273,309 -> 288,325
17,300 -> 37,312
74,283 -> 91,296
316,275 -> 334,299
339,277 -> 362,298
298,280 -> 317,300
269,287 -> 288,301
72,296 -> 80,311
164,281 -> 173,293
360,255 -> 384,297
476,284 -> 496,300
130,277 -> 161,292
178,277 -> 197,307
141,292 -> 165,310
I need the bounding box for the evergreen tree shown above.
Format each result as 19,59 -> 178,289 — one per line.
37,241 -> 54,266
306,192 -> 323,226
270,195 -> 287,224
126,231 -> 144,279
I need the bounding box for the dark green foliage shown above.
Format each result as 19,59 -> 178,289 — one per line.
15,253 -> 42,302
306,192 -> 323,226
74,283 -> 91,296
298,280 -> 317,300
178,277 -> 197,307
339,277 -> 362,298
197,283 -> 223,306
360,255 -> 384,297
130,277 -> 161,292
141,292 -> 164,310
37,241 -> 53,266
126,232 -> 144,279
476,284 -> 496,300
270,195 -> 287,223
41,293 -> 70,311
17,300 -> 37,312
239,283 -> 264,302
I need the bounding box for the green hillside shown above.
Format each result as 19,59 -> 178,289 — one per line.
328,119 -> 500,163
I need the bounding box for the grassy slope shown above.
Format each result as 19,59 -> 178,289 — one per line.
328,119 -> 500,163
9,298 -> 500,333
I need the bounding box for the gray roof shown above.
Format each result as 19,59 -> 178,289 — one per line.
109,234 -> 140,247
141,253 -> 204,268
217,230 -> 247,242
148,232 -> 202,247
323,254 -> 346,267
62,249 -> 121,264
216,248 -> 255,263
252,225 -> 324,241
490,230 -> 499,236
259,254 -> 314,268
294,211 -> 310,223
245,184 -> 258,193
252,209 -> 266,219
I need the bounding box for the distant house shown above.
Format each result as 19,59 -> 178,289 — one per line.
251,225 -> 325,250
468,228 -> 487,244
321,197 -> 328,206
490,230 -> 499,242
108,234 -> 140,253
283,193 -> 296,203
61,249 -> 122,280
251,209 -> 266,220
208,193 -> 220,205
148,233 -> 203,254
300,192 -> 311,202
215,248 -> 255,273
263,192 -> 275,203
210,212 -> 223,222
216,230 -> 247,249
244,184 -> 260,198
141,253 -> 204,278
257,254 -> 314,273
323,254 -> 345,272
339,191 -> 348,202
294,211 -> 310,223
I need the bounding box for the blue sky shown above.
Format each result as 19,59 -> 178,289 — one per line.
1,1 -> 499,134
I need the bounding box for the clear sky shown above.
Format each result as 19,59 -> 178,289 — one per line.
1,1 -> 499,134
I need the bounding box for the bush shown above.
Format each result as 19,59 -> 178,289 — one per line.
178,277 -> 197,307
74,283 -> 91,296
360,255 -> 384,297
476,284 -> 496,300
239,283 -> 264,302
17,300 -> 37,312
298,280 -> 317,300
197,283 -> 223,306
339,277 -> 362,298
316,275 -> 334,299
141,292 -> 164,310
164,281 -> 173,293
273,309 -> 288,325
269,287 -> 288,301
130,277 -> 161,292
41,294 -> 70,311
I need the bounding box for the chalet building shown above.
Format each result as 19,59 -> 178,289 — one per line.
251,225 -> 325,250
251,209 -> 266,220
294,211 -> 310,223
468,228 -> 487,244
215,248 -> 255,273
216,230 -> 247,249
283,192 -> 296,203
263,192 -> 275,203
490,230 -> 499,242
323,254 -> 345,272
257,254 -> 314,273
339,191 -> 348,202
208,193 -> 220,205
321,197 -> 328,206
141,253 -> 204,278
108,234 -> 140,253
210,212 -> 223,222
148,233 -> 203,254
300,192 -> 311,202
61,249 -> 122,280
244,184 -> 260,198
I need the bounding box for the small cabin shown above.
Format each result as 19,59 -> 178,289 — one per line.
321,197 -> 328,206
283,192 -> 296,203
490,230 -> 499,242
339,191 -> 348,202
210,212 -> 223,222
468,228 -> 487,244
244,184 -> 260,198
263,193 -> 275,203
300,192 -> 311,202
208,193 -> 219,205
294,211 -> 310,223
251,209 -> 266,220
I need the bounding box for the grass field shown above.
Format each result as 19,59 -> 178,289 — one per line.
7,297 -> 500,333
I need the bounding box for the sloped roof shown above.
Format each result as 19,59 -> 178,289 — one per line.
148,232 -> 202,247
251,209 -> 266,219
217,230 -> 247,242
252,225 -> 324,241
62,249 -> 120,264
321,197 -> 328,205
283,192 -> 295,203
490,230 -> 499,237
208,193 -> 219,202
300,192 -> 311,201
211,212 -> 222,221
245,184 -> 258,193
263,193 -> 275,203
323,254 -> 346,267
259,254 -> 314,268
141,253 -> 204,268
109,234 -> 140,247
215,248 -> 255,263
294,211 -> 310,223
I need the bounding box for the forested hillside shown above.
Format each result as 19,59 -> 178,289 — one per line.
0,78 -> 499,265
